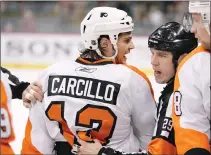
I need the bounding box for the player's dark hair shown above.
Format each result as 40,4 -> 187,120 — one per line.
80,32 -> 130,60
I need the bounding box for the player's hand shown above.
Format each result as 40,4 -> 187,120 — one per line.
78,139 -> 102,155
22,81 -> 43,108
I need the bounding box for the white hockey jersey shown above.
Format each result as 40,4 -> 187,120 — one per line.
21,57 -> 156,154
172,45 -> 210,155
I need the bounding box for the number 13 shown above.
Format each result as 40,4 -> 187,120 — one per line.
46,102 -> 117,146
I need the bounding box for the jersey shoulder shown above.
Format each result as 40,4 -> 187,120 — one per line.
122,64 -> 154,95
177,45 -> 210,72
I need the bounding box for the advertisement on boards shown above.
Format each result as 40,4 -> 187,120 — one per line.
1,33 -> 152,73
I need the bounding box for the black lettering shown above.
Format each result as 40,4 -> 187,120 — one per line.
48,76 -> 121,105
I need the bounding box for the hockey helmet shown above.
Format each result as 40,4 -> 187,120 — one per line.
148,22 -> 198,60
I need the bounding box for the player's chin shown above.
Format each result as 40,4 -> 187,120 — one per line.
154,76 -> 166,84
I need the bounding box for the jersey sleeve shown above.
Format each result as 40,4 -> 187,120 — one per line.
172,50 -> 210,155
148,94 -> 177,155
199,53 -> 210,121
21,101 -> 55,154
10,82 -> 30,99
0,71 -> 15,152
126,65 -> 156,151
1,67 -> 21,85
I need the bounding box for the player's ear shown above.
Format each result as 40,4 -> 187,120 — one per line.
99,37 -> 113,56
99,37 -> 110,50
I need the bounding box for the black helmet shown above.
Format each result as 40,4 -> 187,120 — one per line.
148,22 -> 198,60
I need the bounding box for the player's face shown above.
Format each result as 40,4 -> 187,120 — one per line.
191,13 -> 210,50
151,49 -> 175,84
115,32 -> 135,64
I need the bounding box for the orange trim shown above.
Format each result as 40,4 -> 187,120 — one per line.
177,45 -> 210,72
0,143 -> 14,155
77,57 -> 115,64
124,65 -> 155,101
21,119 -> 42,154
46,102 -> 75,146
173,45 -> 210,154
148,138 -> 177,155
173,122 -> 210,154
77,106 -> 116,145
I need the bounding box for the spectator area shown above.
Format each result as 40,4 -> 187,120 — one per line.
1,1 -> 188,35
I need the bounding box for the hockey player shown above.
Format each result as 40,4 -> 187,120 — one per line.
0,67 -> 43,154
21,7 -> 156,155
1,71 -> 15,154
172,1 -> 210,155
78,22 -> 198,155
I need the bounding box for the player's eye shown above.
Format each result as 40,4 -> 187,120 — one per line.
124,38 -> 131,43
158,54 -> 167,57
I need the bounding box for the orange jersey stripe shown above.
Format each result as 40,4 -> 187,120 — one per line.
176,45 -> 210,73
0,143 -> 14,155
77,57 -> 115,64
173,45 -> 210,154
148,138 -> 177,155
21,119 -> 42,155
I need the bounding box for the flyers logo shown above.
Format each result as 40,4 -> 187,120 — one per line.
100,12 -> 108,17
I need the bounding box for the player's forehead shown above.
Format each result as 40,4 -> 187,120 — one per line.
119,32 -> 132,39
150,48 -> 171,55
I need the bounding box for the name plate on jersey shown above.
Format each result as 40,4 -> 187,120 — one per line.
48,75 -> 121,105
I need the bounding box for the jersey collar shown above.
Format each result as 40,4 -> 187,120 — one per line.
76,57 -> 116,65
